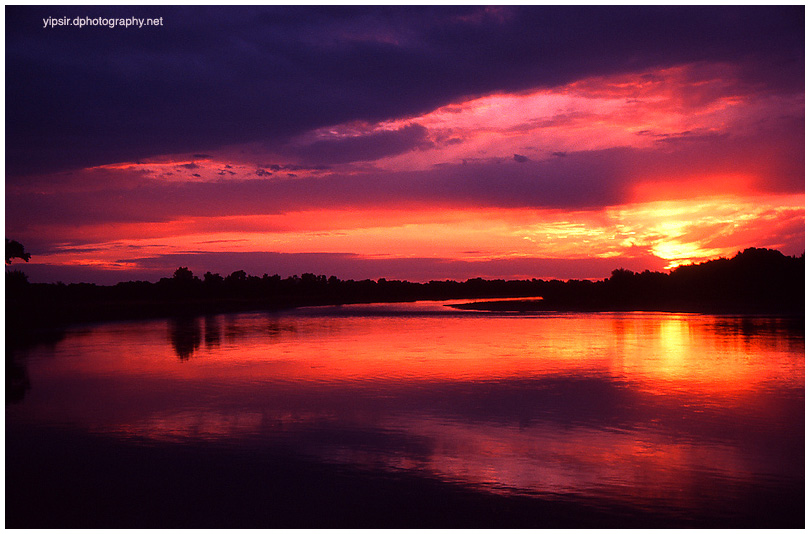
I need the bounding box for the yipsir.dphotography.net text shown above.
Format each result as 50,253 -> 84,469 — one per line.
43,15 -> 163,29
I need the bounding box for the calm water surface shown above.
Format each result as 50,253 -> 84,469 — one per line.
6,301 -> 805,527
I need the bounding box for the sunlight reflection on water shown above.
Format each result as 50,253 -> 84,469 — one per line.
7,302 -> 804,520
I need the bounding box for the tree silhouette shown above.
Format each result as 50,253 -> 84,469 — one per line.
172,267 -> 196,283
6,239 -> 31,265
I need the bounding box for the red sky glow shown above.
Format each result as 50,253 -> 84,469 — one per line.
6,6 -> 804,284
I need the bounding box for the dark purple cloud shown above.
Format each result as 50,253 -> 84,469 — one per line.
285,124 -> 431,165
6,5 -> 803,177
6,153 -> 627,228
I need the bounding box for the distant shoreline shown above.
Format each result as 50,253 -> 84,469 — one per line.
446,298 -> 802,316
6,248 -> 804,346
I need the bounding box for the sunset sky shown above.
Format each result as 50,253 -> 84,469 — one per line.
5,5 -> 805,284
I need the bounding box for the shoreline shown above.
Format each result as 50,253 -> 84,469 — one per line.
446,298 -> 804,316
7,293 -> 803,353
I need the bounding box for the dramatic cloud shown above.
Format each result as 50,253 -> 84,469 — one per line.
6,6 -> 802,176
9,112 -> 802,229
5,6 -> 804,284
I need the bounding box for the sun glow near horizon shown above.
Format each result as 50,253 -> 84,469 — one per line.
7,58 -> 803,284
22,191 -> 803,282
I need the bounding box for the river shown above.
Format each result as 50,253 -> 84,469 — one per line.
6,301 -> 804,527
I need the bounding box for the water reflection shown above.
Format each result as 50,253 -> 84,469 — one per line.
6,305 -> 804,523
6,328 -> 68,403
168,317 -> 202,360
204,315 -> 222,349
6,355 -> 31,403
168,315 -> 228,359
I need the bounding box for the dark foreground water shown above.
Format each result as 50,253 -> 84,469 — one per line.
6,301 -> 805,528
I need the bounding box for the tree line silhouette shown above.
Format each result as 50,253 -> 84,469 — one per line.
456,247 -> 804,314
6,246 -> 804,340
